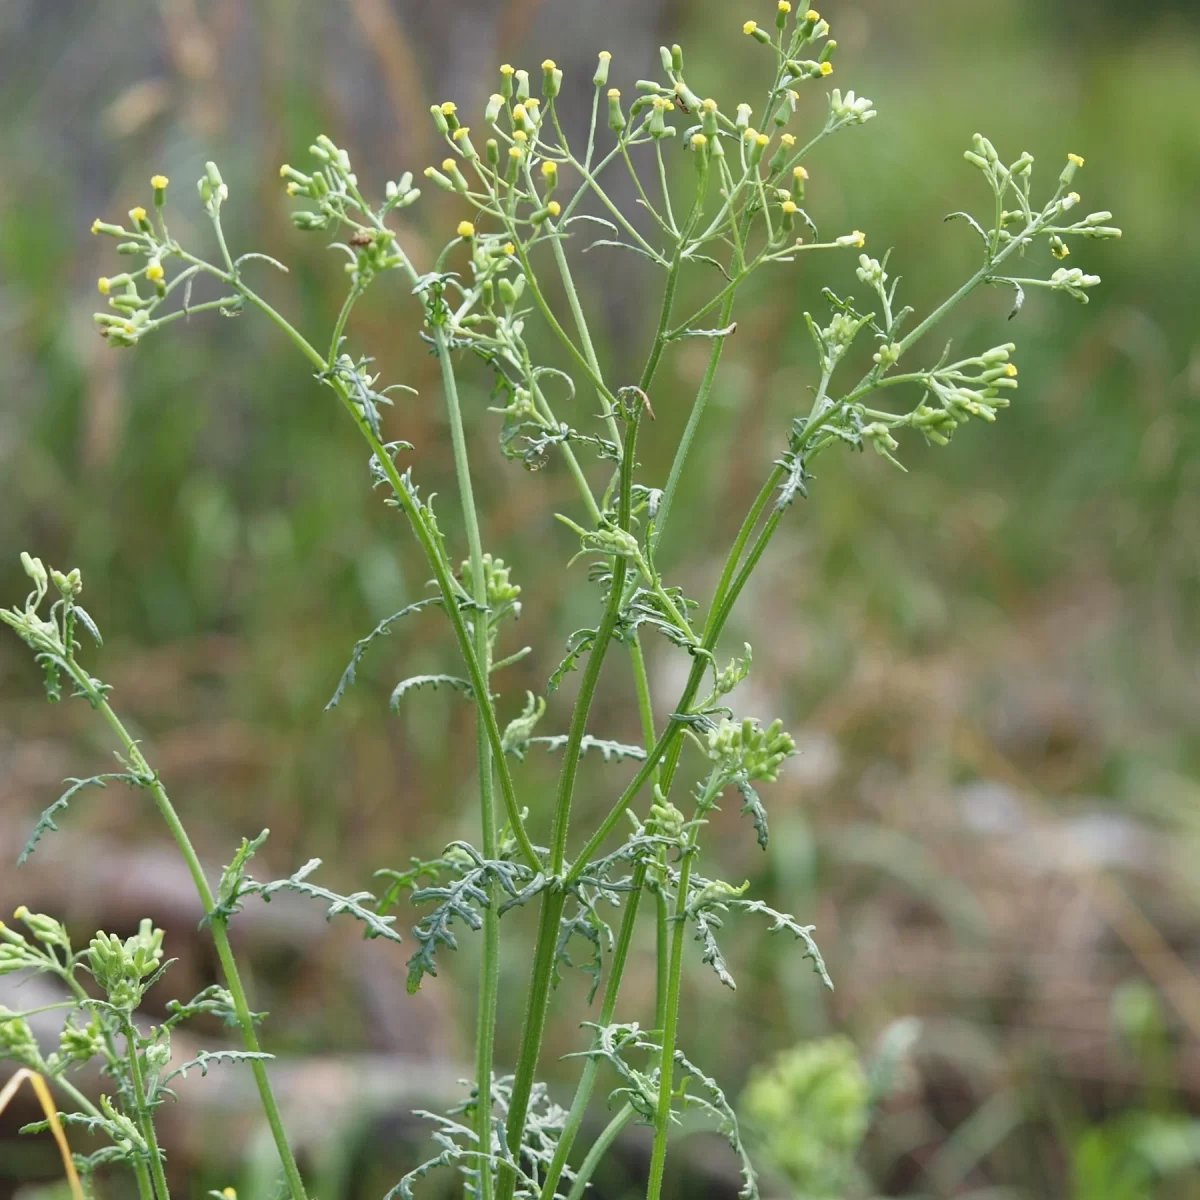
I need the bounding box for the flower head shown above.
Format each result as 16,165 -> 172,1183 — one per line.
150,174 -> 169,190
457,220 -> 475,239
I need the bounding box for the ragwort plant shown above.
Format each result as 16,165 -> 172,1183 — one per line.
1,5 -> 1119,1197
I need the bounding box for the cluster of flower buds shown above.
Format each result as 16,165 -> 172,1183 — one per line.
56,1015 -> 107,1065
90,176 -> 179,347
87,919 -> 166,1011
1046,266 -> 1103,302
828,88 -> 876,127
460,552 -> 522,614
0,1005 -> 38,1062
707,716 -> 796,784
284,135 -> 419,245
711,643 -> 754,699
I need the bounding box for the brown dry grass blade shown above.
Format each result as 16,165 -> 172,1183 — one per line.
0,1067 -> 85,1199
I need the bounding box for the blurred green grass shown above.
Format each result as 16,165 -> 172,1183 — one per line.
2,0 -> 1199,1195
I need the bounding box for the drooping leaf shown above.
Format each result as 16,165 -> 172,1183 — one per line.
18,773 -> 141,865
325,596 -> 443,710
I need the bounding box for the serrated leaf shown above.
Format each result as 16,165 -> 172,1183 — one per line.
527,734 -> 646,762
326,597 -> 443,710
733,898 -> 833,990
161,1048 -> 275,1084
944,210 -> 990,244
245,858 -> 403,943
734,777 -> 770,850
19,773 -> 141,865
390,674 -> 474,710
548,628 -> 597,692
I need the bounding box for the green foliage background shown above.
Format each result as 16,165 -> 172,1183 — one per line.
1,0 -> 1198,1196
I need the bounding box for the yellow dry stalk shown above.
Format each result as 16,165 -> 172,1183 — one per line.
0,1068 -> 85,1199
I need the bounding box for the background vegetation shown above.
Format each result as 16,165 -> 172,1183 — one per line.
2,0 -> 1198,1196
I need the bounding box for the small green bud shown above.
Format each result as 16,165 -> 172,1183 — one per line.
0,1006 -> 37,1061
593,50 -> 611,88
607,89 -> 626,132
541,58 -> 562,99
514,68 -> 530,102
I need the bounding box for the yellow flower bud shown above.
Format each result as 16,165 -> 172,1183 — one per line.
457,220 -> 475,238
819,61 -> 833,76
509,146 -> 524,159
794,166 -> 809,180
781,200 -> 798,214
441,102 -> 457,116
130,206 -> 147,222
1068,153 -> 1084,167
547,200 -> 561,217
779,1 -> 792,10
805,9 -> 820,20
691,133 -> 707,148
756,133 -> 769,146
503,242 -> 516,255
442,158 -> 456,172
1005,363 -> 1018,377
91,219 -> 102,234
541,59 -> 556,71
97,277 -> 111,295
744,21 -> 758,34
146,262 -> 164,282
500,64 -> 515,76
151,174 -> 169,190
453,126 -> 471,141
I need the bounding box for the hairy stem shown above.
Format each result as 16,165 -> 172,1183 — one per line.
62,672 -> 309,1200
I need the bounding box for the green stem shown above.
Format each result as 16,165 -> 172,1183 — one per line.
121,1016 -> 171,1200
432,324 -> 500,1198
565,1104 -> 636,1200
496,392 -> 644,1200
65,680 -> 309,1200
645,850 -> 692,1200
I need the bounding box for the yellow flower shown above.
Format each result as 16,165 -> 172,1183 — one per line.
13,906 -> 28,921
97,277 -> 111,295
146,262 -> 165,282
452,126 -> 471,141
852,230 -> 865,246
513,130 -> 528,142
440,101 -> 457,115
781,200 -> 798,213
1005,363 -> 1018,377
781,133 -> 796,147
819,61 -> 834,76
442,158 -> 456,172
541,59 -> 556,71
1068,152 -> 1085,167
743,127 -> 758,142
608,88 -> 621,99
806,9 -> 820,19
513,103 -> 528,122
457,220 -> 475,238
503,242 -> 516,255
526,98 -> 540,110
779,1 -> 792,12
598,50 -> 611,61
151,174 -> 169,190
691,132 -> 708,148
743,20 -> 758,34
500,64 -> 515,76
794,165 -> 809,180
756,132 -> 769,147
509,146 -> 523,159
702,97 -> 717,112
222,1190 -> 237,1200
90,218 -> 102,235
130,206 -> 147,223
546,200 -> 561,217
